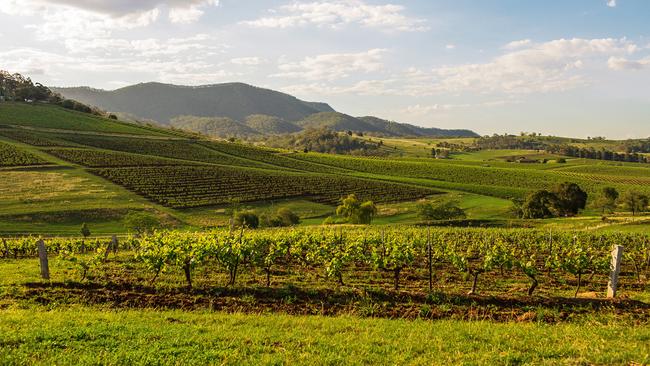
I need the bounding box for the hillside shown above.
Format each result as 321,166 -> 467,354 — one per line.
294,113 -> 479,138
359,116 -> 478,138
296,112 -> 383,133
52,82 -> 335,124
52,82 -> 478,139
1,100 -> 649,235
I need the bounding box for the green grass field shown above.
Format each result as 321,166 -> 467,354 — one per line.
1,307 -> 648,365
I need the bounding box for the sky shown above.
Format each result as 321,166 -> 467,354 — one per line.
1,0 -> 649,138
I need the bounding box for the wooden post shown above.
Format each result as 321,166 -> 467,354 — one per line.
104,239 -> 112,261
37,239 -> 49,280
427,227 -> 432,292
2,238 -> 8,258
112,235 -> 118,255
607,245 -> 624,299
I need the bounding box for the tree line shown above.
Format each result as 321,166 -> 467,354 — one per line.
0,70 -> 106,116
514,182 -> 649,219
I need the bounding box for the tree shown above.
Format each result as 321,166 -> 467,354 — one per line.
273,207 -> 300,227
621,191 -> 649,216
335,194 -> 377,224
80,223 -> 91,238
123,212 -> 161,235
417,201 -> 466,223
553,182 -> 588,217
234,211 -> 259,228
594,187 -> 619,214
520,190 -> 560,219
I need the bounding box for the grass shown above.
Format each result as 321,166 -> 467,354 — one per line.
0,102 -> 169,136
0,307 -> 649,365
177,199 -> 335,227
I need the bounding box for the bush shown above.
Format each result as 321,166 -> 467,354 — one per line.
335,194 -> 377,224
519,182 -> 587,219
234,211 -> 259,228
263,208 -> 301,227
417,201 -> 466,222
123,212 -> 161,235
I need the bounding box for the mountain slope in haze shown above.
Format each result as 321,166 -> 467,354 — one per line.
358,116 -> 478,137
170,116 -> 257,138
244,115 -> 301,134
296,112 -> 384,133
296,113 -> 478,137
53,82 -> 478,138
53,82 -> 335,124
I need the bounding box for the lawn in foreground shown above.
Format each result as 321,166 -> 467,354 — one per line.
0,307 -> 648,365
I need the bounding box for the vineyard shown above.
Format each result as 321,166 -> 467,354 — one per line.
0,128 -> 76,147
292,152 -> 650,198
2,227 -> 649,322
90,166 -> 437,207
51,133 -> 270,168
45,148 -> 205,167
199,141 -> 349,174
0,141 -> 50,167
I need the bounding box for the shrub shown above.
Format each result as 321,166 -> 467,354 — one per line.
123,212 -> 161,235
234,211 -> 259,228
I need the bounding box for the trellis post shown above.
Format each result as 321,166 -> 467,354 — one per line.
37,239 -> 49,280
427,226 -> 432,292
607,245 -> 624,299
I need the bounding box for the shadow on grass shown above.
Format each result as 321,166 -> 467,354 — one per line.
16,281 -> 650,322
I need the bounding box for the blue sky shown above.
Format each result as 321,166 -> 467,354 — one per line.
1,0 -> 649,138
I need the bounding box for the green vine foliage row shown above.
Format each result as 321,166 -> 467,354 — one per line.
2,227 -> 648,294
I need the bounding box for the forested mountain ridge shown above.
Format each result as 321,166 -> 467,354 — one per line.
53,82 -> 478,138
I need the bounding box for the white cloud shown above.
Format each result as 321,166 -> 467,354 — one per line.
607,56 -> 650,70
231,57 -> 265,66
401,100 -> 520,116
404,38 -> 640,95
503,39 -> 531,50
280,38 -> 643,98
0,0 -> 218,40
168,0 -> 218,24
242,0 -> 428,32
607,0 -> 617,8
281,79 -> 397,96
273,49 -> 387,81
445,44 -> 456,50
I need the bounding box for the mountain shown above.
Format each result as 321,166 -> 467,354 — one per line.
170,116 -> 256,138
358,116 -> 478,137
52,82 -> 335,124
53,82 -> 478,138
296,113 -> 478,138
296,112 -> 383,132
244,115 -> 301,135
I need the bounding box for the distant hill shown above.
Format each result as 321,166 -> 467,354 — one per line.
52,82 -> 478,138
358,116 -> 478,137
53,82 -> 334,124
296,112 -> 383,133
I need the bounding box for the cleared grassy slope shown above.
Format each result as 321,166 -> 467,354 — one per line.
0,102 -> 170,136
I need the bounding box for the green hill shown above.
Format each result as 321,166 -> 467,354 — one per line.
295,112 -> 382,133
359,116 -> 479,137
52,82 -> 478,139
170,115 -> 257,138
52,82 -> 335,124
243,115 -> 301,135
